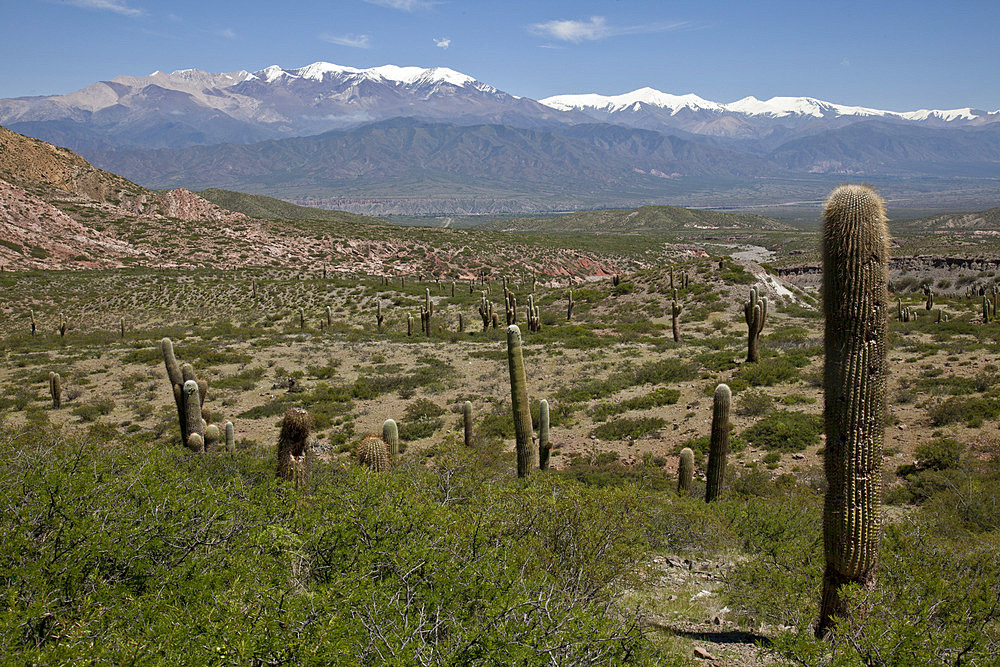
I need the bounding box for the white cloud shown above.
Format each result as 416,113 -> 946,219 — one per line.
530,16 -> 686,43
434,37 -> 450,49
364,0 -> 436,11
64,0 -> 142,16
320,33 -> 372,48
220,28 -> 237,40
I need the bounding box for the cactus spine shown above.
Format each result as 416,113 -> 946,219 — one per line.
463,401 -> 473,447
671,289 -> 683,343
816,185 -> 889,637
277,408 -> 311,487
225,421 -> 235,452
358,435 -> 390,472
744,287 -> 768,363
382,418 -> 400,458
677,447 -> 694,495
506,325 -> 536,477
48,371 -> 62,408
705,384 -> 731,502
538,399 -> 551,470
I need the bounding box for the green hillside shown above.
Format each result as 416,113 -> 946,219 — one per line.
199,188 -> 383,224
479,205 -> 793,233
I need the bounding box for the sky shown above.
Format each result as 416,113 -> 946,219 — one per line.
1,0 -> 999,111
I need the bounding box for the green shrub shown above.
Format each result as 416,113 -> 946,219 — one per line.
591,417 -> 666,441
740,411 -> 822,453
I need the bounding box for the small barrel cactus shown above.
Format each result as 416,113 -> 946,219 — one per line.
277,408 -> 312,487
204,424 -> 221,451
382,418 -> 400,458
705,384 -> 731,502
677,447 -> 694,495
224,421 -> 235,452
358,435 -> 390,472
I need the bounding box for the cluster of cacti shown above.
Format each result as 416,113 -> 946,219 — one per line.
420,307 -> 431,336
681,272 -> 690,289
382,419 -> 400,457
935,309 -> 949,323
478,292 -> 494,331
612,274 -> 620,287
161,337 -> 216,452
922,284 -> 934,310
900,304 -> 917,322
566,290 -> 575,321
538,399 -> 551,470
671,289 -> 683,343
358,434 -> 390,472
677,447 -> 694,495
526,295 -> 541,332
276,408 -> 311,488
48,371 -> 62,408
505,289 -> 518,326
506,325 -> 536,477
704,384 -> 731,502
817,184 -> 889,637
744,287 -> 768,363
463,401 -> 473,447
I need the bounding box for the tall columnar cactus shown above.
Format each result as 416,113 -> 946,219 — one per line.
161,338 -> 209,447
225,421 -> 235,452
382,419 -> 400,458
30,309 -> 36,336
421,306 -> 431,337
358,435 -> 390,472
48,371 -> 62,408
538,399 -> 551,470
984,296 -> 991,323
505,290 -> 518,326
479,292 -> 492,331
183,380 -> 205,452
58,313 -> 67,338
705,383 -> 731,502
326,305 -> 332,327
425,288 -> 433,316
677,447 -> 694,495
567,290 -> 575,321
507,325 -> 536,477
252,280 -> 257,299
161,338 -> 186,442
670,265 -> 675,290
277,408 -> 312,487
671,289 -> 683,343
463,401 -> 473,447
923,284 -> 934,310
120,317 -> 125,338
816,184 -> 889,637
897,297 -> 903,321
407,314 -> 414,336
376,302 -> 385,331
744,287 -> 768,363
299,308 -> 305,329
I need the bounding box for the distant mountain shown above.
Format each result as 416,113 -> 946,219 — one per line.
477,205 -> 792,234
3,63 -> 998,156
87,118 -> 784,200
0,63 -> 579,152
767,121 -> 1000,176
541,87 -> 1000,140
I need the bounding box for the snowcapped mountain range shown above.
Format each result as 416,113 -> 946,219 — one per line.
540,87 -> 993,123
2,62 -> 997,155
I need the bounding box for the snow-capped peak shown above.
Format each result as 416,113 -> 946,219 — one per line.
541,87 -> 722,115
243,62 -> 479,88
723,95 -> 886,118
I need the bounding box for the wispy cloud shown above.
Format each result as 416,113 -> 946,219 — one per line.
320,32 -> 372,48
364,0 -> 437,11
433,37 -> 450,49
219,28 -> 237,39
530,16 -> 686,43
64,0 -> 143,16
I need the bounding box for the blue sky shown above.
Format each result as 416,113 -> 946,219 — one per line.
2,0 -> 998,111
